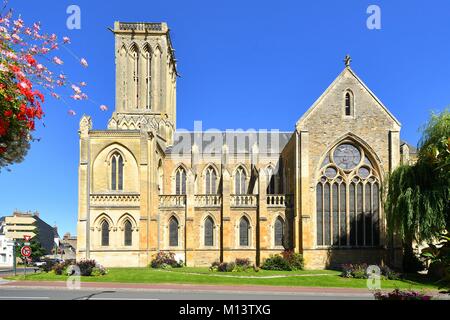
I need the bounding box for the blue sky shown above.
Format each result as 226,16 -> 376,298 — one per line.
1,0 -> 449,235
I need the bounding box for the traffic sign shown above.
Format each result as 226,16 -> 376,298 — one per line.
24,242 -> 30,246
21,246 -> 32,257
23,235 -> 31,242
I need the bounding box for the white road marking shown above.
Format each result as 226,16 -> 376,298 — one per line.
87,297 -> 160,300
0,296 -> 50,300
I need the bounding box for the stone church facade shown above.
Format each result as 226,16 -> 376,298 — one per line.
77,22 -> 412,269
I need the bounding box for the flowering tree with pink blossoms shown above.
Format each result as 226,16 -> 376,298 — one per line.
0,3 -> 105,169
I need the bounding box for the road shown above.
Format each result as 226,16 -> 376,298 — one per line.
0,281 -> 375,300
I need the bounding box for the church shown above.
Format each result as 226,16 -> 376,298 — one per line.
76,22 -> 413,269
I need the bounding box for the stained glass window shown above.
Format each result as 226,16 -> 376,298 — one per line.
169,217 -> 179,246
124,220 -> 132,246
317,143 -> 380,248
204,217 -> 214,246
101,221 -> 109,246
239,217 -> 250,246
274,217 -> 284,246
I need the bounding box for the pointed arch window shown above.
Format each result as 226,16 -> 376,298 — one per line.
274,216 -> 284,247
175,167 -> 186,195
205,166 -> 217,194
101,220 -> 109,246
124,220 -> 132,246
235,167 -> 247,195
204,216 -> 214,246
169,217 -> 179,247
130,44 -> 139,109
111,153 -> 124,191
266,167 -> 275,194
143,44 -> 152,110
316,142 -> 380,247
345,91 -> 354,116
239,217 -> 250,246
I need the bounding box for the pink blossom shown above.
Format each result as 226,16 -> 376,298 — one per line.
71,94 -> 82,100
62,36 -> 70,44
11,33 -> 22,42
68,110 -> 76,116
80,58 -> 88,68
13,19 -> 24,29
53,56 -> 63,65
36,64 -> 44,71
58,74 -> 66,80
51,92 -> 60,99
71,84 -> 81,94
100,105 -> 108,111
79,81 -> 87,87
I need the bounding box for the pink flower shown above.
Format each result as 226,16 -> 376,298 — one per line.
100,105 -> 108,111
58,74 -> 66,80
51,92 -> 60,99
68,110 -> 76,116
71,84 -> 81,94
13,19 -> 24,29
80,58 -> 88,68
53,56 -> 63,65
62,36 -> 70,44
71,94 -> 82,100
79,82 -> 87,87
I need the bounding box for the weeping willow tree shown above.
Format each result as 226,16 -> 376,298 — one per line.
385,109 -> 450,271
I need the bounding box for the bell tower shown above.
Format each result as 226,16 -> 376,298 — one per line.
108,21 -> 178,144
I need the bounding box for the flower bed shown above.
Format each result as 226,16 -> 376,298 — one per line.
374,289 -> 432,300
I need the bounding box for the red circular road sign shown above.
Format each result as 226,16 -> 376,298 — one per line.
21,246 -> 32,257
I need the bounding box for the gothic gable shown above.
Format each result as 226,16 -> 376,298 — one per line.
296,67 -> 401,132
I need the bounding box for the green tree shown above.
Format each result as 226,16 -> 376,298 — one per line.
385,109 -> 450,271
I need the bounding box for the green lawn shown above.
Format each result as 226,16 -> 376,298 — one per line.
5,267 -> 440,291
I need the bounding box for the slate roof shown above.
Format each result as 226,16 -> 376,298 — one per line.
167,131 -> 293,155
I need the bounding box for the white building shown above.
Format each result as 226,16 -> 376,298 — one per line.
0,219 -> 14,268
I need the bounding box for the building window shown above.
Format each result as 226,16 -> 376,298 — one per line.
111,153 -> 124,191
130,43 -> 139,108
143,44 -> 152,110
204,216 -> 214,246
169,217 -> 179,247
345,91 -> 353,116
175,167 -> 186,195
124,220 -> 132,246
316,142 -> 380,247
239,217 -> 250,246
274,216 -> 284,247
235,166 -> 246,195
266,166 -> 275,194
205,166 -> 217,194
101,221 -> 109,246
